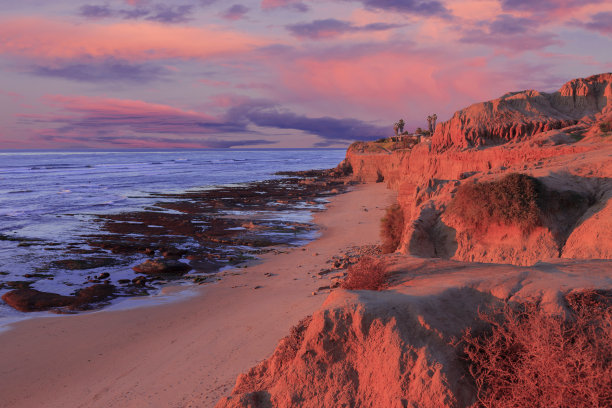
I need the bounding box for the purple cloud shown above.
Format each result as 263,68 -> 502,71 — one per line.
500,0 -> 602,12
488,14 -> 533,35
355,0 -> 450,17
221,4 -> 249,20
580,11 -> 612,35
460,14 -> 560,51
146,4 -> 194,23
78,3 -> 195,23
37,133 -> 275,149
230,101 -> 387,142
22,96 -> 247,138
29,59 -> 168,83
286,18 -> 401,39
261,0 -> 309,12
79,5 -> 115,18
25,95 -> 383,147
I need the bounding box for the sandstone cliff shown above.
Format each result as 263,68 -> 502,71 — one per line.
343,73 -> 612,266
217,258 -> 612,407
432,73 -> 612,150
217,74 -> 612,407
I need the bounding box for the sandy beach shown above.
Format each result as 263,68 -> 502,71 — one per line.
0,183 -> 396,408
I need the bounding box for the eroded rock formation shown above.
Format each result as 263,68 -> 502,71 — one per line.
432,73 -> 611,150
343,73 -> 612,266
217,259 -> 612,407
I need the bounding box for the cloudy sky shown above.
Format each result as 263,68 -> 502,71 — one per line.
0,0 -> 610,149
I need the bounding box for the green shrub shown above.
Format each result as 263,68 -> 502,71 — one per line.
380,203 -> 404,253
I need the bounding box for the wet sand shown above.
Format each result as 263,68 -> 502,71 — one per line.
0,182 -> 396,408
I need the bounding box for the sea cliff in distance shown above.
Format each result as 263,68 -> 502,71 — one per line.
218,73 -> 612,407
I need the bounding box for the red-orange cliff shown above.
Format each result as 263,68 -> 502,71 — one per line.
433,73 -> 612,149
344,73 -> 612,266
217,74 -> 612,408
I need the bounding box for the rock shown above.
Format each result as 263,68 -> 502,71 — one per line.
216,289 -> 476,407
1,289 -> 75,312
342,74 -> 612,266
161,248 -> 187,259
75,284 -> 116,304
2,281 -> 33,290
132,258 -> 192,275
432,73 -> 612,150
217,255 -> 612,408
188,258 -> 222,273
132,276 -> 148,286
0,283 -> 118,312
563,196 -> 612,259
97,272 -> 110,279
50,257 -> 116,270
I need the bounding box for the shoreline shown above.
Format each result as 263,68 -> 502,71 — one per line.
0,182 -> 396,408
0,168 -> 349,314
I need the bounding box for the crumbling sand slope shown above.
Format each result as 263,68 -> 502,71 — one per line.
216,257 -> 612,408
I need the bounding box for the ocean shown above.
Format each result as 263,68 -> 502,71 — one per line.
0,149 -> 346,318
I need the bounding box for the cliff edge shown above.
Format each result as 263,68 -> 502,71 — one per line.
216,74 -> 612,407
344,73 -> 612,266
433,73 -> 612,150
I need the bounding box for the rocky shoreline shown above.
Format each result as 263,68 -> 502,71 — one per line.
1,167 -> 352,313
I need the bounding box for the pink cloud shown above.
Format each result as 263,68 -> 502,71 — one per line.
274,47 -> 526,126
0,89 -> 23,102
13,94 -> 291,149
262,0 -> 292,8
0,17 -> 268,62
45,95 -> 215,120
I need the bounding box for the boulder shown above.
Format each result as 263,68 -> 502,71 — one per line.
1,289 -> 75,312
75,284 -> 116,304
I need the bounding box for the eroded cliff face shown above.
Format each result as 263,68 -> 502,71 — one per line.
216,74 -> 612,408
217,258 -> 612,408
342,74 -> 612,266
432,73 -> 612,150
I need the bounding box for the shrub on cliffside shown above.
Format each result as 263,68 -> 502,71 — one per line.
462,290 -> 612,408
341,257 -> 388,291
381,204 -> 404,253
447,173 -> 544,234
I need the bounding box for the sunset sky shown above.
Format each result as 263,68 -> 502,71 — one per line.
0,0 -> 610,149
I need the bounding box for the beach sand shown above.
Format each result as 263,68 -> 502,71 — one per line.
0,183 -> 396,408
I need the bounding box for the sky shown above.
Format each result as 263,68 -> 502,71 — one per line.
0,0 -> 610,149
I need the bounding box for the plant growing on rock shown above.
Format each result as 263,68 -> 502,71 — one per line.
462,290 -> 612,408
380,203 -> 404,253
446,173 -> 544,235
341,256 -> 388,291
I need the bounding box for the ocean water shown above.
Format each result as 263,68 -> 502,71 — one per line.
0,149 -> 346,317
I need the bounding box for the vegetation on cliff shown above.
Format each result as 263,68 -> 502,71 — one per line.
340,257 -> 388,291
380,203 -> 404,253
463,290 -> 612,408
446,173 -> 545,235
